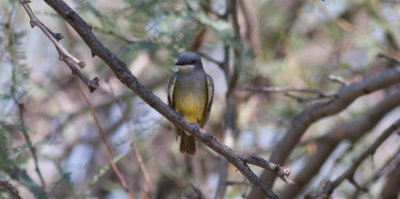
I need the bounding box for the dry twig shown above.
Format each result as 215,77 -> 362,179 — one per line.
10,66 -> 45,188
197,51 -> 223,67
185,182 -> 206,199
17,0 -> 99,92
328,75 -> 348,87
77,79 -> 135,199
350,146 -> 400,198
225,179 -> 249,186
107,82 -> 154,198
378,53 -> 400,64
380,161 -> 400,199
238,86 -> 337,103
307,117 -> 400,198
0,178 -> 22,199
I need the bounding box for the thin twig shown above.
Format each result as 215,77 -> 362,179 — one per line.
380,160 -> 400,199
185,182 -> 206,199
64,58 -> 99,92
0,178 -> 23,199
17,0 -> 99,92
92,25 -> 142,44
18,0 -> 83,67
378,53 -> 400,64
107,82 -> 154,198
308,117 -> 400,198
350,146 -> 400,198
328,74 -> 348,87
77,79 -> 135,199
10,66 -> 46,189
197,51 -> 223,67
238,86 -> 337,102
225,179 -> 250,186
238,86 -> 332,96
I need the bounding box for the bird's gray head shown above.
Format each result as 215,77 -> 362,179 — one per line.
175,52 -> 203,71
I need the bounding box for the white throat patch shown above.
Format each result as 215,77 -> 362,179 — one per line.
178,65 -> 195,71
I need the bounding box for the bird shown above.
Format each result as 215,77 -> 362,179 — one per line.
167,52 -> 214,155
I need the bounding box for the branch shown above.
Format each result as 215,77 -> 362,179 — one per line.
380,161 -> 400,199
310,117 -> 400,198
279,90 -> 400,198
185,182 -> 206,199
249,64 -> 400,196
107,81 -> 154,198
8,169 -> 47,199
92,25 -> 142,44
40,0 -> 292,198
378,53 -> 400,64
237,0 -> 261,56
225,179 -> 249,186
238,86 -> 337,102
17,0 -> 99,92
328,74 -> 348,87
0,178 -> 22,199
10,65 -> 45,188
351,146 -> 400,198
197,51 -> 223,67
214,2 -> 241,198
77,79 -> 135,199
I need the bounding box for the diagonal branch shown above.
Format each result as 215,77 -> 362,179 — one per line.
238,86 -> 337,102
380,160 -> 400,199
279,90 -> 400,198
77,79 -> 135,199
249,64 -> 400,198
308,117 -> 400,198
18,0 -> 83,66
0,178 -> 22,199
10,66 -> 45,189
37,0 -> 293,198
351,146 -> 400,198
107,82 -> 154,199
17,0 -> 99,92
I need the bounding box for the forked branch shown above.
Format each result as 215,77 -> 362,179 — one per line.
17,0 -> 99,92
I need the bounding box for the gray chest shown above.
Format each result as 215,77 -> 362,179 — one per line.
173,70 -> 207,114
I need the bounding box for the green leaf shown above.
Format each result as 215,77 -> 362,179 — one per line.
90,153 -> 127,186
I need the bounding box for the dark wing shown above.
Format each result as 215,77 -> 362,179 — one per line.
167,72 -> 178,109
168,73 -> 182,139
199,74 -> 214,127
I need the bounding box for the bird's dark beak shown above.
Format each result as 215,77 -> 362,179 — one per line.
175,60 -> 185,66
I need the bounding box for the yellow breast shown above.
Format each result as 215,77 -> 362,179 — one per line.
174,93 -> 206,123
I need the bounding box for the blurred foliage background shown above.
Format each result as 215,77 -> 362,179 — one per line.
1,0 -> 400,198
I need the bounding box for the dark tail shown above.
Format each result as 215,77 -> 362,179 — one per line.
179,131 -> 196,155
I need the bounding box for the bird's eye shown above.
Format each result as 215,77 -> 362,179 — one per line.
191,60 -> 196,64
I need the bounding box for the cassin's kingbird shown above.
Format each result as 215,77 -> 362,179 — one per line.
168,52 -> 214,155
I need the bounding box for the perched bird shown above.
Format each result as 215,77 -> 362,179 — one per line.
168,52 -> 214,155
